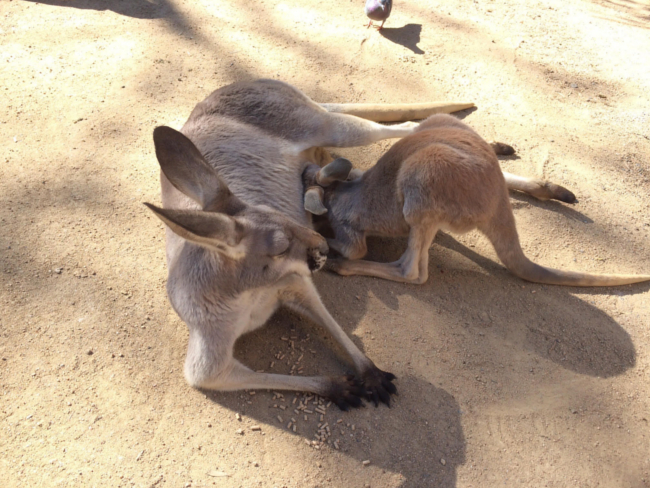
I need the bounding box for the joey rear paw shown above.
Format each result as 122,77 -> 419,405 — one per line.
489,141 -> 516,156
324,374 -> 365,411
361,367 -> 397,407
545,183 -> 577,204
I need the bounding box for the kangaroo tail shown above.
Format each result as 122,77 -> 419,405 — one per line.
479,194 -> 650,287
320,102 -> 475,122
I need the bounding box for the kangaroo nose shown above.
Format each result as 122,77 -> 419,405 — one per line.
307,244 -> 328,272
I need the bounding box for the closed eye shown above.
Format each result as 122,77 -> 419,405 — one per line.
272,247 -> 291,258
268,231 -> 291,257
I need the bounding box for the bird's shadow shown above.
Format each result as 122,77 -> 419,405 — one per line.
380,23 -> 425,55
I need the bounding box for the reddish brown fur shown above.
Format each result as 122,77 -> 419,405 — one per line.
304,115 -> 650,287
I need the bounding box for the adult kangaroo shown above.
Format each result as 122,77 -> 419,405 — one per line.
145,79 -> 475,408
303,114 -> 650,287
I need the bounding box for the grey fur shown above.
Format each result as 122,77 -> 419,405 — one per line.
146,80 -> 464,406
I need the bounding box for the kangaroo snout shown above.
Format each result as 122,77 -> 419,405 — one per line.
307,238 -> 329,272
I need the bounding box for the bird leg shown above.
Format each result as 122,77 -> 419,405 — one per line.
367,20 -> 373,28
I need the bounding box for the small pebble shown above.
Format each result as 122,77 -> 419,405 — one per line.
440,458 -> 446,466
362,460 -> 371,466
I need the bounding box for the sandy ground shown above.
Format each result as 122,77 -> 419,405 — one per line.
2,0 -> 650,486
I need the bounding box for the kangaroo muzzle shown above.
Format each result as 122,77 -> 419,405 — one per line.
307,244 -> 328,272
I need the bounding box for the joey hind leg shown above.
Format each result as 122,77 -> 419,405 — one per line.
329,224 -> 439,284
502,171 -> 577,203
487,141 -> 575,202
184,331 -> 366,410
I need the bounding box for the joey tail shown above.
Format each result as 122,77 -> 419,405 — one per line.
479,195 -> 650,287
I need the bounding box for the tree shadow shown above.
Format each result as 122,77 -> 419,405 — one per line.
23,0 -> 169,19
22,0 -> 203,41
379,23 -> 425,54
592,0 -> 650,30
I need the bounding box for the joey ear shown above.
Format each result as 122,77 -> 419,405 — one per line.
153,126 -> 235,212
304,186 -> 327,215
316,158 -> 353,186
144,203 -> 245,258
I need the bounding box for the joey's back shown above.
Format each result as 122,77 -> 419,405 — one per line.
356,120 -> 504,233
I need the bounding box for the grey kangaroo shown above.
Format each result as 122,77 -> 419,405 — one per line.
145,79 -> 478,408
303,114 -> 650,287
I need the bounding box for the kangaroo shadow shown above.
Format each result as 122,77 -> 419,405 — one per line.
197,220 -> 640,485
359,231 -> 640,378
207,310 -> 465,487
380,23 -> 425,54
508,192 -> 594,223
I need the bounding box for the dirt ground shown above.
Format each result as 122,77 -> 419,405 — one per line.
2,0 -> 650,486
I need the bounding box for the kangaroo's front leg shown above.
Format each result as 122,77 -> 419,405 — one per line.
282,278 -> 397,406
185,329 -> 366,410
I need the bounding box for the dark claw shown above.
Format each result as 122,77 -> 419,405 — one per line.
382,377 -> 397,395
325,374 -> 365,411
337,400 -> 350,412
361,367 -> 397,407
378,388 -> 390,406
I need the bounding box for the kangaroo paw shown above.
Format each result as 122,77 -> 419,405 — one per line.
361,366 -> 397,407
324,375 -> 365,411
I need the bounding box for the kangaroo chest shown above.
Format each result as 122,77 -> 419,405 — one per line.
237,286 -> 283,335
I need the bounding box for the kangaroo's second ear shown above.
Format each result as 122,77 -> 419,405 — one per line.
153,126 -> 233,211
144,203 -> 245,258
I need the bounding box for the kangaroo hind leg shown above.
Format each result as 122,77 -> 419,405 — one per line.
297,112 -> 418,151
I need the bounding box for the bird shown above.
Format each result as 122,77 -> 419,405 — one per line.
365,0 -> 392,30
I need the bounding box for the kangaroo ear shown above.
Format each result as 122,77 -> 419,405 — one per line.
153,126 -> 237,212
144,203 -> 245,259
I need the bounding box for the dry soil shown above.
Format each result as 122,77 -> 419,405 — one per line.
1,0 -> 650,487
